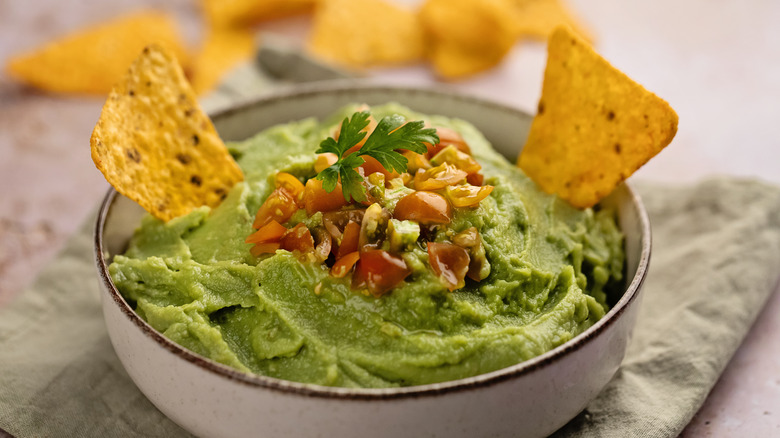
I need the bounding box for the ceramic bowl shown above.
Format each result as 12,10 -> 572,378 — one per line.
95,83 -> 650,438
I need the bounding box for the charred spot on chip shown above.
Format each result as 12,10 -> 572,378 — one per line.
537,101 -> 545,115
184,108 -> 194,117
614,143 -> 622,154
146,81 -> 151,87
215,187 -> 228,200
129,89 -> 135,97
143,47 -> 150,54
192,134 -> 200,146
176,153 -> 191,165
607,111 -> 615,121
126,148 -> 141,163
190,175 -> 202,186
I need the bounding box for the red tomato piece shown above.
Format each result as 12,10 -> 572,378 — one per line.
303,178 -> 348,215
427,242 -> 470,291
351,250 -> 411,297
314,153 -> 338,173
245,220 -> 287,244
394,191 -> 452,225
337,221 -> 361,259
249,242 -> 280,257
275,172 -> 305,205
467,172 -> 484,186
331,251 -> 360,278
425,127 -> 471,157
280,223 -> 315,253
253,188 -> 299,228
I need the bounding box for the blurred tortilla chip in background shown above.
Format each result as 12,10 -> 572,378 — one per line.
190,28 -> 257,95
3,0 -> 595,94
309,0 -> 425,68
5,12 -> 188,95
518,27 -> 678,208
202,0 -> 318,28
420,0 -> 518,79
90,45 -> 244,221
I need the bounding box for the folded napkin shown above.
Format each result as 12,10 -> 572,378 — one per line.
2,38 -> 779,438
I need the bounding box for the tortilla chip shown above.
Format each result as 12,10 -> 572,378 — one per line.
509,0 -> 593,42
202,0 -> 317,28
191,28 -> 256,95
91,45 -> 244,221
309,0 -> 425,68
518,26 -> 678,208
420,0 -> 517,79
5,12 -> 187,95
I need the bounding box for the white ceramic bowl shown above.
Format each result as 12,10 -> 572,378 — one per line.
95,83 -> 650,438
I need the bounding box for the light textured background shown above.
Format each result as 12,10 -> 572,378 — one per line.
0,0 -> 778,435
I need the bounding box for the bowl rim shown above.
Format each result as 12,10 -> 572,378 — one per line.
95,82 -> 651,401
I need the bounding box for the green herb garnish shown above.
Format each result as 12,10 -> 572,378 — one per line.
315,111 -> 439,202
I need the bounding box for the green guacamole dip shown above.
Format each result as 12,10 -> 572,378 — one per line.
109,103 -> 624,388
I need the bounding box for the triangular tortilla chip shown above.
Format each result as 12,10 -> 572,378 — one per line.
91,45 -> 243,221
5,12 -> 188,95
420,0 -> 517,79
518,26 -> 678,208
309,0 -> 425,68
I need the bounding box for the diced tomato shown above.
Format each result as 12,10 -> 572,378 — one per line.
303,178 -> 348,215
245,220 -> 287,244
425,127 -> 471,157
359,155 -> 399,181
249,242 -> 280,257
337,221 -> 361,259
453,227 -> 490,281
323,209 -> 365,240
275,172 -> 305,205
431,145 -> 481,175
280,223 -> 315,253
331,251 -> 360,278
394,191 -> 452,225
253,188 -> 299,228
445,184 -> 494,208
427,242 -> 470,291
312,227 -> 333,262
352,250 -> 410,297
314,153 -> 338,173
413,163 -> 468,191
467,172 -> 484,186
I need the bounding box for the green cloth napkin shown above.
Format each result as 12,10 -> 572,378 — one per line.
2,38 -> 780,438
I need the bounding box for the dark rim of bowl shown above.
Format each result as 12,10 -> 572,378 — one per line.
94,82 -> 652,401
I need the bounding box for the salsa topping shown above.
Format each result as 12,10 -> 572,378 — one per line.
246,109 -> 494,296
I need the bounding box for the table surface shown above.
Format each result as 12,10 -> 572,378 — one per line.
1,0 -> 778,436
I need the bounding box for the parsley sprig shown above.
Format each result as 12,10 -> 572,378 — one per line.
315,111 -> 439,202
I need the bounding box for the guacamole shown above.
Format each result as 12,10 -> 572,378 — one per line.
109,103 -> 624,388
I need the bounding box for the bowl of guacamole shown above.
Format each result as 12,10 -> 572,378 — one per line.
96,83 -> 650,438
